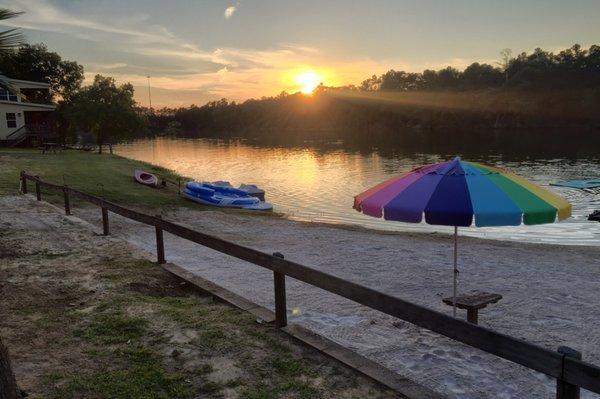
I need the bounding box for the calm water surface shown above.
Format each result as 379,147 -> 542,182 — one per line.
115,137 -> 600,246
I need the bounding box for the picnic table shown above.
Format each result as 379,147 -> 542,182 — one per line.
442,291 -> 502,324
39,142 -> 61,154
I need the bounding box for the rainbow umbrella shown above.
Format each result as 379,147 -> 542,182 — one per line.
353,157 -> 571,317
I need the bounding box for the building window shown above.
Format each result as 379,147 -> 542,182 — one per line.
6,113 -> 16,128
0,89 -> 18,102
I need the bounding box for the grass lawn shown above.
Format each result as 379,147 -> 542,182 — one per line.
0,148 -> 193,208
0,196 -> 398,399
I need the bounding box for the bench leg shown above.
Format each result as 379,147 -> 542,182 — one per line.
467,309 -> 478,324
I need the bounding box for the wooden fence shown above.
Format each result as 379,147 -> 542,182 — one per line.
20,171 -> 600,399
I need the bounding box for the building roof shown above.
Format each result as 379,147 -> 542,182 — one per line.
0,100 -> 55,111
0,75 -> 52,89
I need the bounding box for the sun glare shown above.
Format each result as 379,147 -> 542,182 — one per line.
294,70 -> 322,94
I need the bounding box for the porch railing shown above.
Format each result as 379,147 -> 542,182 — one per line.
5,126 -> 28,147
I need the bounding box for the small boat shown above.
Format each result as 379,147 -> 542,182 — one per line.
550,179 -> 600,189
239,184 -> 266,201
183,182 -> 272,211
589,210 -> 600,222
134,169 -> 159,187
212,181 -> 266,201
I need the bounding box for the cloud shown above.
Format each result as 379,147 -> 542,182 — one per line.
1,0 -> 191,49
89,62 -> 128,70
0,0 -> 411,107
224,6 -> 236,19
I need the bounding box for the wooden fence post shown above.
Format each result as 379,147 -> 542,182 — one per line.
557,346 -> 581,399
63,186 -> 71,215
101,207 -> 109,236
155,215 -> 166,264
34,176 -> 41,201
20,171 -> 27,194
272,252 -> 287,328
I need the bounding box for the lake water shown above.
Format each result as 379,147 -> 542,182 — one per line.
115,137 -> 600,246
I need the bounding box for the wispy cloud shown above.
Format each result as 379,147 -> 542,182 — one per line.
224,5 -> 236,19
0,0 -> 212,56
0,0 -> 405,106
1,0 -> 176,43
88,62 -> 128,70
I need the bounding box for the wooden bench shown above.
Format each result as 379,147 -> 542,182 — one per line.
442,292 -> 502,324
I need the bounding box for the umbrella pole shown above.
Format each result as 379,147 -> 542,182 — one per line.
453,226 -> 458,318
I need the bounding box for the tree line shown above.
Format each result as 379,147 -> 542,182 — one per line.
359,46 -> 599,91
149,44 -> 600,148
0,43 -> 145,152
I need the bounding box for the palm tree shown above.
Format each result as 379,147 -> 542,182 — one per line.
0,11 -> 25,399
0,9 -> 23,91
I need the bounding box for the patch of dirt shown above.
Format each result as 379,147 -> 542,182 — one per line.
207,356 -> 246,383
0,195 -> 401,399
0,234 -> 24,259
127,277 -> 204,298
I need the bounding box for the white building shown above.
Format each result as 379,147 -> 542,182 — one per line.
0,76 -> 56,146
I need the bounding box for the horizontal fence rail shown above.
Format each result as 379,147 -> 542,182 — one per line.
19,171 -> 600,398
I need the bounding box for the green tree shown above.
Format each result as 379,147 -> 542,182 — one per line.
68,75 -> 146,153
0,43 -> 85,143
0,9 -> 22,92
0,43 -> 84,101
461,63 -> 503,88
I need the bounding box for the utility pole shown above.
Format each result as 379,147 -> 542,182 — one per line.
147,75 -> 152,111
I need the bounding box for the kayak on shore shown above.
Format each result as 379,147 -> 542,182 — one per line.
134,169 -> 159,187
550,179 -> 600,189
183,182 -> 273,211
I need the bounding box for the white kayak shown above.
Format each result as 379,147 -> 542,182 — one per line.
212,180 -> 266,201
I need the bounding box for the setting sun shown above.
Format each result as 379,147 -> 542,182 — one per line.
294,70 -> 322,94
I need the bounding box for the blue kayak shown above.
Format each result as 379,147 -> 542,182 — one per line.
183,182 -> 273,211
550,179 -> 600,189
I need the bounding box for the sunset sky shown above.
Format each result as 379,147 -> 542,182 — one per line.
1,0 -> 599,107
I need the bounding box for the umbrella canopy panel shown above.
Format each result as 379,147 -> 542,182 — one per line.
354,157 -> 571,227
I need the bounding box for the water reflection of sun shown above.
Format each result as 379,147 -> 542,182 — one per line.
292,151 -> 319,185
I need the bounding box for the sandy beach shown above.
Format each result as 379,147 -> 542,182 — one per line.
47,197 -> 599,399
